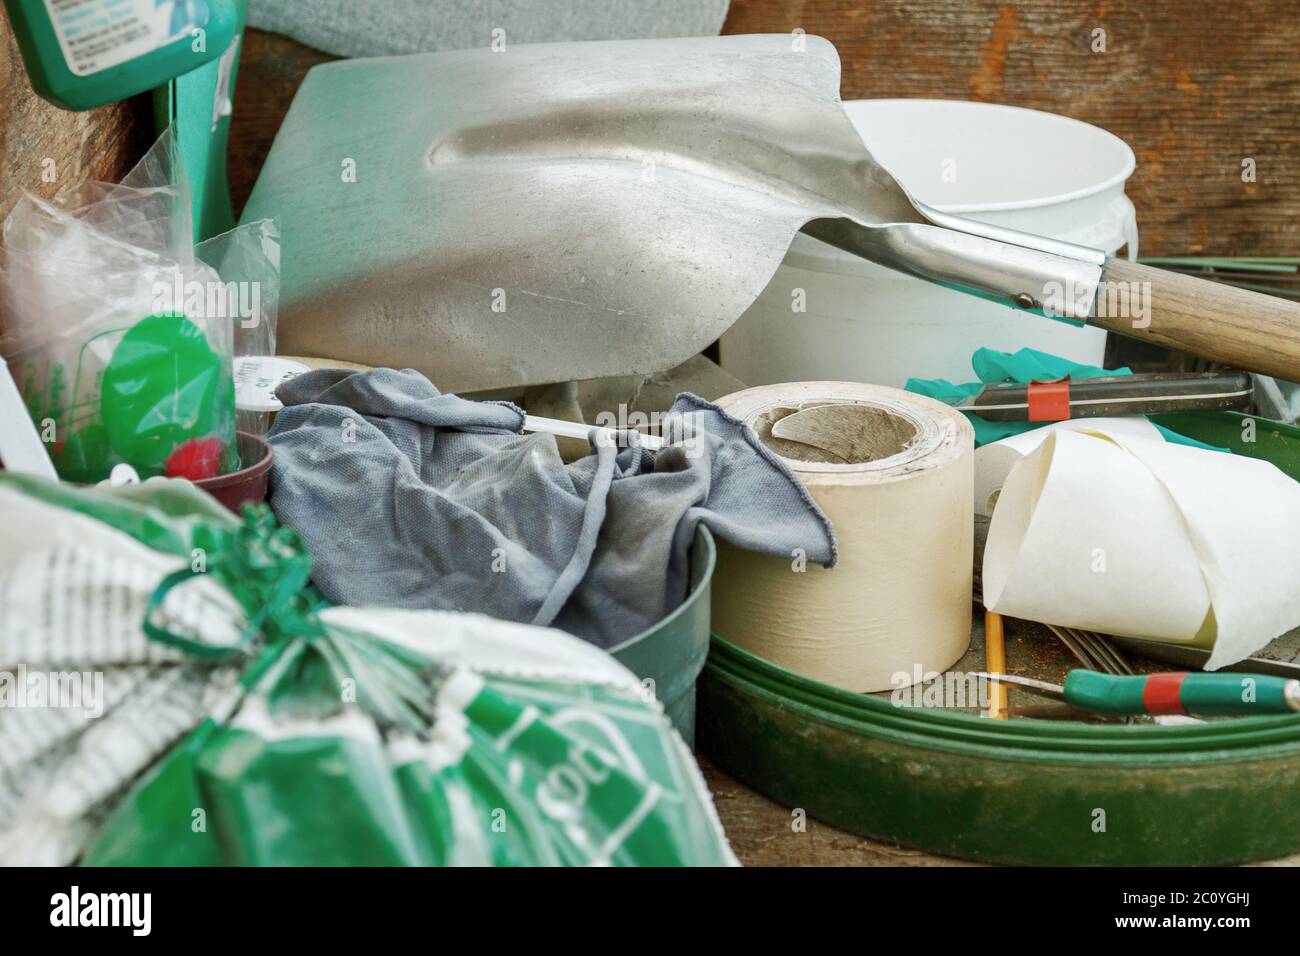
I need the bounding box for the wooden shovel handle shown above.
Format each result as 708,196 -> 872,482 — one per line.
1093,258 -> 1300,380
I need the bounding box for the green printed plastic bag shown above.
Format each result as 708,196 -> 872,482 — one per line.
0,476 -> 735,867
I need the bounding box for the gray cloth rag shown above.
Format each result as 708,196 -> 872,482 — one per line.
248,0 -> 731,59
267,367 -> 835,649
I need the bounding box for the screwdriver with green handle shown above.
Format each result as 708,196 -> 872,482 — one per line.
975,671 -> 1300,718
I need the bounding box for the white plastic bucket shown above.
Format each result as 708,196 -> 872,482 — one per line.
719,99 -> 1138,388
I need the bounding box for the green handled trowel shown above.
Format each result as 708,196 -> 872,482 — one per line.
977,670 -> 1300,718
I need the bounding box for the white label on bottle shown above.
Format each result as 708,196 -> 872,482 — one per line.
42,0 -> 208,77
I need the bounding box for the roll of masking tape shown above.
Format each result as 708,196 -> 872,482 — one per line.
711,382 -> 974,693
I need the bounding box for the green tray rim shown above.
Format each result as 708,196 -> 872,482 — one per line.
708,634 -> 1300,765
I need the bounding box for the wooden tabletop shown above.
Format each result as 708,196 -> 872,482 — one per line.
700,755 -> 975,866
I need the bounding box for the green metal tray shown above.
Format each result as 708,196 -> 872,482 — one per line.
613,526 -> 715,745
698,412 -> 1300,865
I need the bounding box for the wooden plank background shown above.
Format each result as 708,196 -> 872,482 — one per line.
722,0 -> 1300,256
4,1 -> 1299,257
0,22 -> 151,233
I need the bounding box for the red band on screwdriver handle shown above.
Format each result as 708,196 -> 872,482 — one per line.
1142,672 -> 1189,716
1026,378 -> 1072,421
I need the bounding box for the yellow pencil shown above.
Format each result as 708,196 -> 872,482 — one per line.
985,610 -> 1009,719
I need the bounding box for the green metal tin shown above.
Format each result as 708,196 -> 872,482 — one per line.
699,412 -> 1300,864
612,526 -> 715,745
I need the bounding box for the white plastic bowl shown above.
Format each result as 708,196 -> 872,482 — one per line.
720,99 -> 1138,388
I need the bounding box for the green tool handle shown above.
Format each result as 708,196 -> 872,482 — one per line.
1063,670 -> 1300,717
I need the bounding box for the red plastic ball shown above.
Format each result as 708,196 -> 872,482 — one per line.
164,436 -> 225,480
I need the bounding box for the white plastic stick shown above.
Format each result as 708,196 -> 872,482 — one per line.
0,362 -> 57,479
522,414 -> 665,451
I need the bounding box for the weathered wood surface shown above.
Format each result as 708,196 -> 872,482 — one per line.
700,756 -> 977,866
0,10 -> 152,224
225,29 -> 335,216
221,3 -> 1300,256
722,0 -> 1300,256
5,3 -> 1298,252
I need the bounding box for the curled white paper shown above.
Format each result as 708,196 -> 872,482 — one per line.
984,429 -> 1300,670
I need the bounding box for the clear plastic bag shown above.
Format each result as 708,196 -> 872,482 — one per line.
0,130 -> 237,483
196,218 -> 282,437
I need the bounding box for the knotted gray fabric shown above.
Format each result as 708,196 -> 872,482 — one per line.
267,368 -> 835,648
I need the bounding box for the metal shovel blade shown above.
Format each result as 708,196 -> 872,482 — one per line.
243,35 -> 1100,393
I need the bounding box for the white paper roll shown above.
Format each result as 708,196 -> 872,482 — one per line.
973,417 -> 1163,517
711,383 -> 974,693
984,429 -> 1300,670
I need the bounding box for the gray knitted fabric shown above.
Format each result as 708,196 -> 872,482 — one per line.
248,0 -> 731,59
266,367 -> 834,649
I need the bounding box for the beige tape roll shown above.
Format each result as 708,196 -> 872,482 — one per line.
712,382 -> 975,693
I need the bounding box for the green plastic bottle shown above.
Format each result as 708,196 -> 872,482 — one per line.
3,0 -> 236,111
